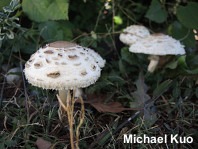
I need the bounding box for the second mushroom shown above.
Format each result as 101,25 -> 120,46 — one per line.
129,33 -> 186,73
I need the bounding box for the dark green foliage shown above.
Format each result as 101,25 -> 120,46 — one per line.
1,0 -> 198,148
145,0 -> 168,23
168,21 -> 196,50
22,0 -> 69,22
176,2 -> 198,29
38,21 -> 73,42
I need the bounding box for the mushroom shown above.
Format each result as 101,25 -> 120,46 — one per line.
24,41 -> 105,149
6,67 -> 21,84
119,25 -> 150,46
129,33 -> 186,72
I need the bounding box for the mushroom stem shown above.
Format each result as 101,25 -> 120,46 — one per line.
58,90 -> 68,120
58,89 -> 83,120
74,88 -> 84,98
57,89 -> 85,149
147,55 -> 160,73
59,88 -> 83,100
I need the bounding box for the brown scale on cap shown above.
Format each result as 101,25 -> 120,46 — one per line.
52,57 -> 59,60
28,58 -> 34,63
34,62 -> 43,69
85,57 -> 89,61
44,50 -> 54,54
91,64 -> 96,71
80,70 -> 87,76
61,62 -> 67,65
80,52 -> 85,55
47,71 -> 60,78
45,59 -> 50,64
25,63 -> 31,68
68,48 -> 76,52
58,53 -> 63,57
48,41 -> 77,49
68,55 -> 79,60
83,48 -> 88,52
73,63 -> 81,66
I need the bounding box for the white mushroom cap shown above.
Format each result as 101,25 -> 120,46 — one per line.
86,49 -> 106,68
24,41 -> 105,90
119,25 -> 150,46
129,33 -> 186,55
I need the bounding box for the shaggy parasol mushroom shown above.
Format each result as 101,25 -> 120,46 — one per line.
24,41 -> 105,149
129,33 -> 186,73
119,25 -> 150,46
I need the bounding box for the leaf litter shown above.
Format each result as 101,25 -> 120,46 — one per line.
76,94 -> 137,113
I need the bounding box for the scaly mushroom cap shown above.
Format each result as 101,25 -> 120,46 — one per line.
86,49 -> 106,68
129,33 -> 186,55
24,41 -> 105,90
119,25 -> 150,46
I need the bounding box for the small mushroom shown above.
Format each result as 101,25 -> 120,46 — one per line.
129,33 -> 186,72
119,25 -> 150,46
6,67 -> 21,84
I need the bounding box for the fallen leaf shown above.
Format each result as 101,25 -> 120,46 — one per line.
131,71 -> 157,127
158,55 -> 173,69
36,137 -> 52,149
76,94 -> 137,113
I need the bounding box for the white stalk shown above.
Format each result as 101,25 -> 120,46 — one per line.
58,90 -> 68,105
148,55 -> 160,73
74,88 -> 83,98
58,90 -> 68,120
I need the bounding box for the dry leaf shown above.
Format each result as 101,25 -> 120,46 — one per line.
76,94 -> 136,113
158,55 -> 173,69
36,137 -> 52,149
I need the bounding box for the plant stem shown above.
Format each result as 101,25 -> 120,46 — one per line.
76,95 -> 85,148
66,91 -> 75,149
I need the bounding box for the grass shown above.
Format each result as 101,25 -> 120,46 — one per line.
0,69 -> 198,149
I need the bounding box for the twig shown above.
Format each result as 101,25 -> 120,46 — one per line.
0,47 -> 13,107
94,6 -> 104,32
19,50 -> 30,121
0,76 -> 6,107
76,96 -> 85,148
